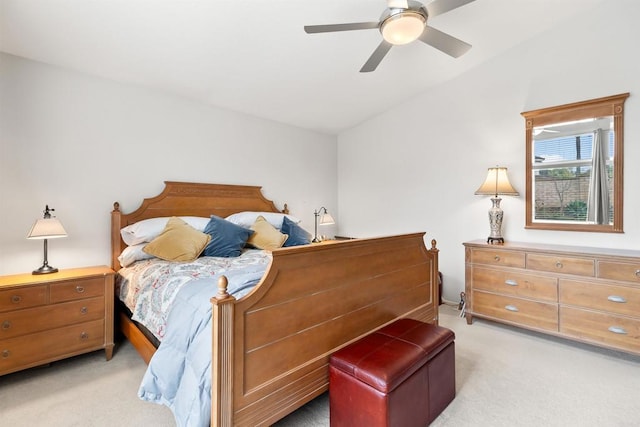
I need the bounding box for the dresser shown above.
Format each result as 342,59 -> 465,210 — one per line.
464,240 -> 640,356
0,266 -> 115,376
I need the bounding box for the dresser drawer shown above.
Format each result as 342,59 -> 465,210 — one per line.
473,291 -> 558,332
472,267 -> 558,302
470,249 -> 525,268
526,254 -> 595,277
559,280 -> 640,317
598,261 -> 640,283
560,306 -> 640,354
0,285 -> 47,313
0,297 -> 104,339
0,319 -> 105,375
50,277 -> 105,303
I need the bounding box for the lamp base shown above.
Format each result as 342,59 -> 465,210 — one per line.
32,264 -> 59,275
487,237 -> 504,245
486,196 -> 505,245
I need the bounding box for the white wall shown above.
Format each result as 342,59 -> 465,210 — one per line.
337,1 -> 640,302
0,54 -> 337,275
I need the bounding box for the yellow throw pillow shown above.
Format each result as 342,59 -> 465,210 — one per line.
143,217 -> 210,262
247,215 -> 288,250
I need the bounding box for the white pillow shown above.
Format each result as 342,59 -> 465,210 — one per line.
120,216 -> 210,246
118,244 -> 154,267
225,211 -> 300,230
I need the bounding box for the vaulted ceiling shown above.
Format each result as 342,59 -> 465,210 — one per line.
0,0 -> 606,134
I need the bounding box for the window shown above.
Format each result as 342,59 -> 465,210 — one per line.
522,93 -> 628,233
532,118 -> 613,223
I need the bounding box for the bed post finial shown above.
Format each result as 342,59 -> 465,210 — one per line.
431,239 -> 438,250
282,203 -> 289,214
113,201 -> 120,212
216,276 -> 229,299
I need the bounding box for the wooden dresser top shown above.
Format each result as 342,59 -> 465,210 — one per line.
464,240 -> 640,260
0,266 -> 113,288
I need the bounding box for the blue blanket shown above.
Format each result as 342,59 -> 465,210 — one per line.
137,266 -> 266,427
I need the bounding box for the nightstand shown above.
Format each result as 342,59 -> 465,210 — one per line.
0,266 -> 115,376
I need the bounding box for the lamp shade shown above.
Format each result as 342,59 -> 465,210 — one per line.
319,212 -> 335,225
27,218 -> 67,239
475,167 -> 519,197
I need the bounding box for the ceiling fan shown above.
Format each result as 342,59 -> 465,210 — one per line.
304,0 -> 476,72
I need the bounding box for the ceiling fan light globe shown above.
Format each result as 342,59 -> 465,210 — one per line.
381,12 -> 426,45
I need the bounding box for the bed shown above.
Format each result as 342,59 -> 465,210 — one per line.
111,181 -> 440,426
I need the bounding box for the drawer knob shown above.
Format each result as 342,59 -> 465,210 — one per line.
608,326 -> 627,335
494,256 -> 501,262
1,320 -> 10,330
505,305 -> 519,312
555,261 -> 563,269
1,349 -> 9,359
80,332 -> 89,340
76,286 -> 85,293
607,295 -> 627,304
505,279 -> 518,286
11,295 -> 22,304
635,269 -> 640,278
80,306 -> 88,314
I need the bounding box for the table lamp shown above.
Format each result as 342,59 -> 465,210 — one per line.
475,167 -> 518,244
27,205 -> 67,274
312,207 -> 335,243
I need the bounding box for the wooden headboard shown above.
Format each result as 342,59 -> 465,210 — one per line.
111,181 -> 287,271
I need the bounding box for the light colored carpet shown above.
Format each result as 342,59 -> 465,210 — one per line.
2,304 -> 639,426
0,339 -> 174,427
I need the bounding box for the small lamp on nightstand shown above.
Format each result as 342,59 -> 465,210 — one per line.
27,205 -> 67,274
312,207 -> 335,243
475,167 -> 518,244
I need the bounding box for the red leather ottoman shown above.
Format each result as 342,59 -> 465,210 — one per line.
329,318 -> 455,427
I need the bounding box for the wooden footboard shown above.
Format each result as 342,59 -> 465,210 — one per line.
211,233 -> 439,426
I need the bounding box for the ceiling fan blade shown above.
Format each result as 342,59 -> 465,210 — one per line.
304,22 -> 379,34
360,40 -> 393,73
419,26 -> 471,58
387,0 -> 409,8
426,0 -> 477,18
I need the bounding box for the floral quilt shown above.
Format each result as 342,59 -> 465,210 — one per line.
116,249 -> 271,340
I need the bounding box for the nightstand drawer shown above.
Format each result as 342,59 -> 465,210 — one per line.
474,291 -> 558,332
0,297 -> 104,339
472,267 -> 558,302
0,285 -> 47,312
559,280 -> 640,317
50,277 -> 105,303
470,249 -> 525,268
527,254 -> 594,277
0,319 -> 105,375
560,306 -> 640,354
598,261 -> 640,283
